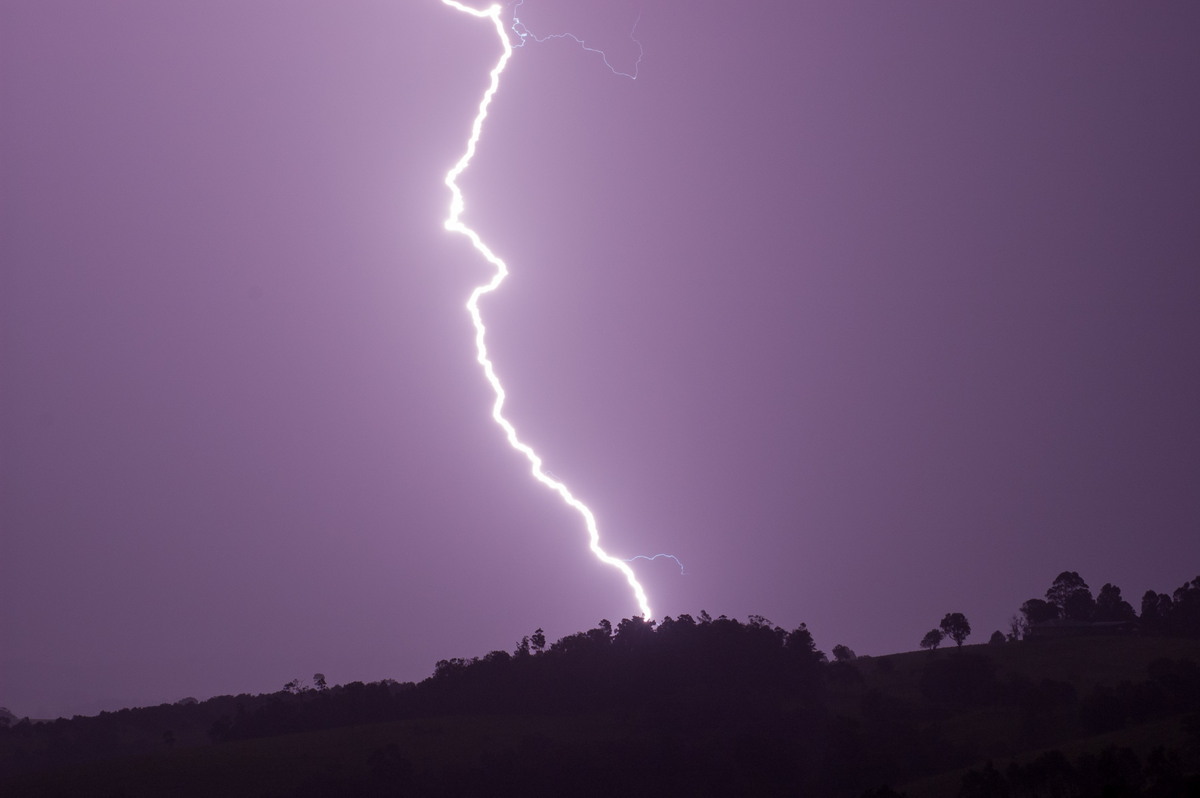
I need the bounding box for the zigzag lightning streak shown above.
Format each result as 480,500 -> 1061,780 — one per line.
439,0 -> 653,618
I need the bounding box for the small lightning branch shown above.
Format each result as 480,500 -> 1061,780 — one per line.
510,0 -> 644,80
625,553 -> 687,575
439,0 -> 662,618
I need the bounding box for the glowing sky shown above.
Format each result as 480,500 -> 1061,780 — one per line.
3,0 -> 1199,719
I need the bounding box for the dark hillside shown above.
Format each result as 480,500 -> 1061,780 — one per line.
3,619 -> 1199,797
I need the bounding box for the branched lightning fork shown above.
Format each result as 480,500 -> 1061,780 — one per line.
624,553 -> 687,575
510,0 -> 644,80
440,0 -> 658,618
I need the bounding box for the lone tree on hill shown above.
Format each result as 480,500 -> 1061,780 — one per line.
940,612 -> 971,647
920,628 -> 944,651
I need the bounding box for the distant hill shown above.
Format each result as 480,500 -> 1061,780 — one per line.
2,618 -> 1199,797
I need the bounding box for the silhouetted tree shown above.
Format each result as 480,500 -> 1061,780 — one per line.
1008,614 -> 1028,641
1046,570 -> 1087,605
988,631 -> 1005,645
1173,576 -> 1200,636
482,649 -> 511,666
530,628 -> 546,653
940,613 -> 971,647
920,629 -> 943,651
312,673 -> 327,691
1021,598 -> 1060,626
1093,583 -> 1136,622
613,616 -> 656,652
786,623 -> 825,664
1047,571 -> 1094,621
1063,592 -> 1096,622
833,644 -> 857,662
1141,590 -> 1173,633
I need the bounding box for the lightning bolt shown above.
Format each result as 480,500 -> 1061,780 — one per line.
510,0 -> 644,80
439,1 -> 663,619
624,553 -> 687,575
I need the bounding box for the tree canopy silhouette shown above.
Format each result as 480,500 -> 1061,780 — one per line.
939,612 -> 971,647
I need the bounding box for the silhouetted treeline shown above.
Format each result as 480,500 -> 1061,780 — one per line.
209,614 -> 826,743
216,614 -> 865,794
1142,575 -> 1200,637
1017,572 -> 1200,639
218,642 -> 1200,797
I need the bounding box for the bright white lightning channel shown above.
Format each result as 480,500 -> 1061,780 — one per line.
439,1 -> 675,619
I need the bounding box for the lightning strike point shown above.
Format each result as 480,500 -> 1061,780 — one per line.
439,0 -> 668,619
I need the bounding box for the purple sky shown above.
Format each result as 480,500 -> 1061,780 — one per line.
3,0 -> 1199,719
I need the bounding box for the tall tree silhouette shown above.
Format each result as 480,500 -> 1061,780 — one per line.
1046,571 -> 1095,621
939,613 -> 971,647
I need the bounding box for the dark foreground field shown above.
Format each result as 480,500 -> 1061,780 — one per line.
3,621 -> 1199,797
